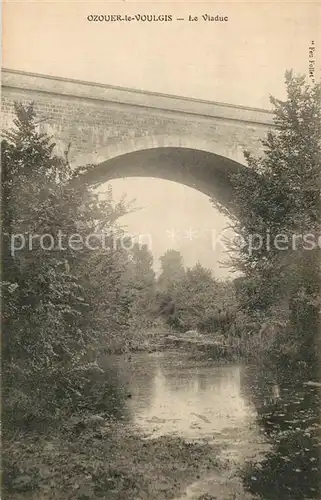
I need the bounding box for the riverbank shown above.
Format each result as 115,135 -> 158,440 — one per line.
3,416 -> 256,500
4,348 -> 264,500
7,346 -> 320,500
101,326 -> 245,360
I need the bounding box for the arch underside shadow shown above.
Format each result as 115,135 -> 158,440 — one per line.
76,147 -> 246,213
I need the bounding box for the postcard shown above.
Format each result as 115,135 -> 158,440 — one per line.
2,1 -> 320,499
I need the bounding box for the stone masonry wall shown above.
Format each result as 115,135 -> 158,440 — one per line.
2,85 -> 270,166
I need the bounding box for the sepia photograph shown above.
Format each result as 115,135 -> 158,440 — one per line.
1,1 -> 321,499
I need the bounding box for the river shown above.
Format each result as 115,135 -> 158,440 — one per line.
98,349 -> 320,499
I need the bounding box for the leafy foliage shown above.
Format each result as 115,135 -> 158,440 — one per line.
157,256 -> 237,335
224,72 -> 321,361
2,103 -> 133,425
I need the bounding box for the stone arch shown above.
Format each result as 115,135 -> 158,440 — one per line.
72,134 -> 247,169
71,134 -> 249,214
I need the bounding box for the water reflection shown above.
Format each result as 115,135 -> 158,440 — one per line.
133,362 -> 256,441
99,351 -> 320,498
99,352 -> 158,416
241,363 -> 321,499
100,352 -> 260,459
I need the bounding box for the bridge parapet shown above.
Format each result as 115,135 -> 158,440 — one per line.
2,68 -> 274,126
1,68 -> 274,205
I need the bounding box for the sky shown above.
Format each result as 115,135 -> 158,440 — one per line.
2,1 -> 320,276
3,1 -> 319,107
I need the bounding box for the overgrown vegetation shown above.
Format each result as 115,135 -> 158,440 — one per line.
1,103 -> 236,499
2,104 -> 131,428
218,71 -> 321,365
157,250 -> 237,335
2,71 -> 320,499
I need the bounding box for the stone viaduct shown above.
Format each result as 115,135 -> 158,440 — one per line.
1,68 -> 274,211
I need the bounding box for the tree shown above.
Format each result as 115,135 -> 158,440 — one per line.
125,243 -> 155,290
158,249 -> 185,289
156,249 -> 184,324
171,263 -> 217,330
225,71 -> 321,361
1,103 -> 131,424
157,257 -> 237,334
122,243 -> 156,336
